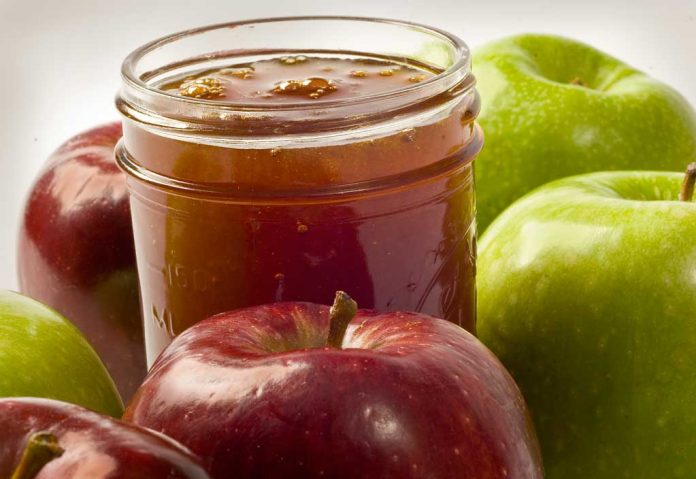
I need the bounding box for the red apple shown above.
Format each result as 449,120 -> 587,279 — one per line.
0,397 -> 210,478
125,292 -> 543,478
17,122 -> 146,401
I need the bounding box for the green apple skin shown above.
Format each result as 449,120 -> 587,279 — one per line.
477,170 -> 696,478
0,291 -> 123,417
473,33 -> 696,231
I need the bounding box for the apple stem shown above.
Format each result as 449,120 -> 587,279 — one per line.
11,432 -> 64,479
679,162 -> 696,202
327,291 -> 358,349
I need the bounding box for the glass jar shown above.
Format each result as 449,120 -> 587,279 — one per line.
116,16 -> 482,364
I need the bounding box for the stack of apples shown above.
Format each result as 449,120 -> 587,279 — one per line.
6,123 -> 543,476
2,32 -> 695,479
473,34 -> 696,479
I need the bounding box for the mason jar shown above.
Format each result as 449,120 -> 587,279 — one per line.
115,16 -> 482,363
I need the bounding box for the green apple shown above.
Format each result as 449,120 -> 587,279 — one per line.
473,33 -> 696,231
0,290 -> 123,417
477,168 -> 696,478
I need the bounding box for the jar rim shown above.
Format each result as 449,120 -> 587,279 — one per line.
121,15 -> 473,111
119,16 -> 473,117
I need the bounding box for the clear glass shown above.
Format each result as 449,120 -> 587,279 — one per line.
116,16 -> 482,364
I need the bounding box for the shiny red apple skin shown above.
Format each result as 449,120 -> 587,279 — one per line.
17,122 -> 146,401
124,302 -> 543,479
0,397 -> 211,478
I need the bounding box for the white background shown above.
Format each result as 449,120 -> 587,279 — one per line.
1,0 -> 695,289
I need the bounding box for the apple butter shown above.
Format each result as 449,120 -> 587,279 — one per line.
116,18 -> 482,363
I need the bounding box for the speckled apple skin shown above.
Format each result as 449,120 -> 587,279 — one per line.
0,398 -> 210,479
473,34 -> 696,231
478,171 -> 696,478
125,302 -> 543,479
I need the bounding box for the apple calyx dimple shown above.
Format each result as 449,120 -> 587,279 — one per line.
326,291 -> 358,349
678,162 -> 696,202
11,432 -> 64,479
569,77 -> 587,88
